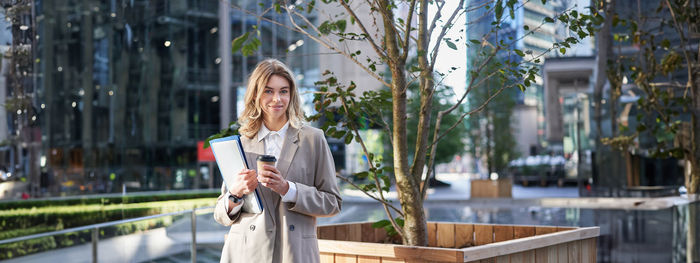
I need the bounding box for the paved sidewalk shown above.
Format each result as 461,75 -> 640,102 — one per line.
4,214 -> 227,263
340,173 -> 580,202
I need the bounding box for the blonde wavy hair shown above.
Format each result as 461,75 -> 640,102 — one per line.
238,59 -> 305,138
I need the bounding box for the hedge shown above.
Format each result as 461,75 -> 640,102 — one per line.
0,190 -> 219,210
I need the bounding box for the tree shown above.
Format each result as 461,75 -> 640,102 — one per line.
406,83 -> 468,167
224,0 -> 599,246
467,57 -> 519,176
598,0 -> 699,260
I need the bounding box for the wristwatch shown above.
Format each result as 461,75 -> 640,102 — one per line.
228,194 -> 243,204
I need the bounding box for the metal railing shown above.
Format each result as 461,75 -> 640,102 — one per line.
0,206 -> 215,263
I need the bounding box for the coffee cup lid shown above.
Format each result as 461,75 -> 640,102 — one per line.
257,155 -> 277,162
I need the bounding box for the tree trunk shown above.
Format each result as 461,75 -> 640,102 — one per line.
593,1 -> 611,142
410,0 -> 434,190
381,0 -> 427,246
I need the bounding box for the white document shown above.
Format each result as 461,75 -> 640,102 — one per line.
209,135 -> 263,214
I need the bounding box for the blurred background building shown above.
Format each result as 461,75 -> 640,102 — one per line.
0,0 -> 325,198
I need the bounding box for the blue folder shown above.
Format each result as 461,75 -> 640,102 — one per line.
209,135 -> 264,214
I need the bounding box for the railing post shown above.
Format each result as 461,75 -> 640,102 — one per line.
191,208 -> 197,263
92,227 -> 98,263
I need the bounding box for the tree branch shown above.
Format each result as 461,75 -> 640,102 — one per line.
429,0 -> 466,65
338,0 -> 390,60
335,174 -> 404,217
277,3 -> 392,88
339,95 -> 405,239
664,0 -> 695,98
427,0 -> 447,39
398,0 -> 418,61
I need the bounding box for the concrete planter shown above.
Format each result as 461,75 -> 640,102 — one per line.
470,178 -> 513,198
317,222 -> 599,263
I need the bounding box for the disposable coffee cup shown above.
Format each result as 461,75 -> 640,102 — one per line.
256,155 -> 277,171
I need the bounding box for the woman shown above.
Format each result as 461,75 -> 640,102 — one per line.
213,59 -> 342,263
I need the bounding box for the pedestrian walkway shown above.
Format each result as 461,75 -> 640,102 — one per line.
4,214 -> 227,263
340,173 -> 579,202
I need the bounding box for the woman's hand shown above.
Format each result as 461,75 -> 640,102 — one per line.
257,165 -> 289,195
229,169 -> 258,197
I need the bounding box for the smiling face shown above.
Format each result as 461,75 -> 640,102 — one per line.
259,74 -> 291,126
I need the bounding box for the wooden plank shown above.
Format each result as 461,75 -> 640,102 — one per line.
581,238 -> 596,263
568,240 -> 581,263
361,223 -> 375,242
320,252 -> 335,263
494,225 -> 513,242
320,226 -> 336,240
521,250 -> 536,263
513,226 -> 535,239
546,246 -> 558,262
510,252 -> 523,263
335,254 -> 358,263
437,223 -> 456,248
589,239 -> 597,263
509,250 -> 535,263
535,248 -> 547,263
336,225 -> 349,241
582,239 -> 592,263
557,227 -> 577,232
474,224 -> 494,246
479,258 -> 495,263
375,225 -> 387,243
427,222 -> 438,247
380,258 -> 405,263
319,239 -> 463,262
357,255 -> 381,263
494,255 -> 510,263
348,223 -> 362,242
557,243 -> 568,263
455,224 -> 474,248
393,245 -> 464,262
535,226 -> 558,236
457,227 -> 599,262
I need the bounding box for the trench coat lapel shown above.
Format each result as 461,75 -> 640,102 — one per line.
272,125 -> 300,208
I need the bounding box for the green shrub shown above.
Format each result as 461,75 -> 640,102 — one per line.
0,198 -> 214,238
0,191 -> 218,210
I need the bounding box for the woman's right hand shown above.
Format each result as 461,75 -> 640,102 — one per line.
229,169 -> 257,197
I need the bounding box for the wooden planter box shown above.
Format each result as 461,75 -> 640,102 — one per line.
317,222 -> 598,263
470,178 -> 512,198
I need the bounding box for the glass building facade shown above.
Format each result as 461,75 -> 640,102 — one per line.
28,0 -> 319,195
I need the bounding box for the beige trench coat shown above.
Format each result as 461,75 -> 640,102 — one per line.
213,125 -> 342,263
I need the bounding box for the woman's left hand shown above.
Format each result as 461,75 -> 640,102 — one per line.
258,164 -> 290,195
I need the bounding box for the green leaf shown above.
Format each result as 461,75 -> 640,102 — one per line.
306,0 -> 315,13
353,171 -> 369,179
661,39 -> 670,49
495,0 -> 504,20
274,3 -> 282,13
345,133 -> 354,144
514,49 -> 525,57
231,32 -> 250,54
336,20 -> 347,33
544,17 -> 554,23
445,39 -> 457,50
559,47 -> 566,54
